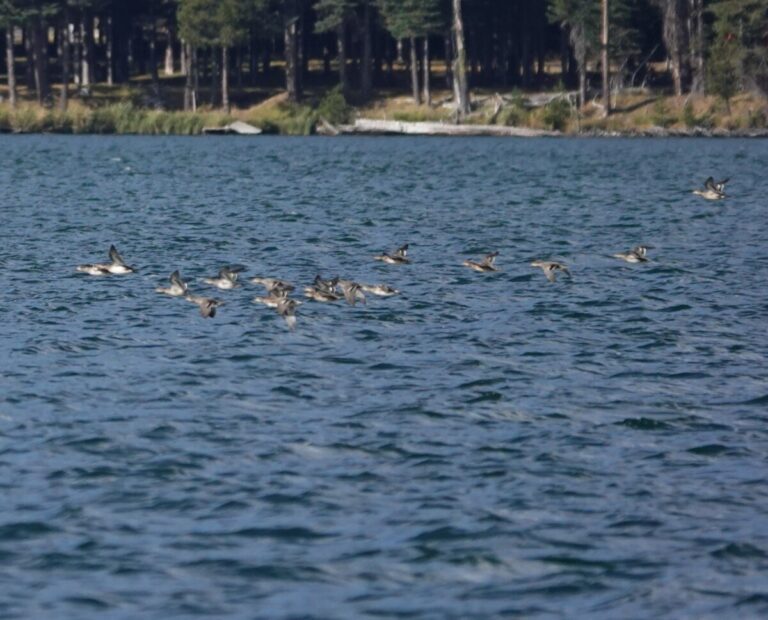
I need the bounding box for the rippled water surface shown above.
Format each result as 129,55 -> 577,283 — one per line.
1,135 -> 768,618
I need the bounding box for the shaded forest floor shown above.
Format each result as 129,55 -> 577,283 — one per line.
1,66 -> 767,135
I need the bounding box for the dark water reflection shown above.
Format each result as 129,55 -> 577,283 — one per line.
1,135 -> 767,618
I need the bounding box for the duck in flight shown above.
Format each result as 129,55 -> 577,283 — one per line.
304,274 -> 341,302
276,298 -> 300,330
185,293 -> 224,318
612,245 -> 650,263
156,270 -> 188,296
77,245 -> 136,275
203,265 -> 245,290
253,285 -> 292,308
336,280 -> 366,306
531,260 -> 570,282
249,277 -> 295,293
374,244 -> 411,265
463,251 -> 499,272
360,283 -> 399,297
693,177 -> 728,200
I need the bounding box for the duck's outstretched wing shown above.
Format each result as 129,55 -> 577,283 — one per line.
394,244 -> 409,258
482,252 -> 499,267
109,245 -> 126,266
170,270 -> 186,289
704,177 -> 717,192
715,178 -> 729,192
277,299 -> 298,330
218,265 -> 245,280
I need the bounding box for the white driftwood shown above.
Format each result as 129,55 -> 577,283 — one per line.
336,118 -> 558,137
202,120 -> 262,135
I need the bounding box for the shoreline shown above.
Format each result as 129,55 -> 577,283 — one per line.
1,91 -> 767,138
1,126 -> 766,138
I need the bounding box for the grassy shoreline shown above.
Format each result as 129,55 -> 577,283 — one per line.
1,89 -> 766,136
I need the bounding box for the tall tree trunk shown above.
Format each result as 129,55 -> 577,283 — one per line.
236,45 -> 243,88
183,43 -> 193,111
221,46 -> 230,112
248,35 -> 256,81
5,25 -> 16,109
30,17 -> 49,105
661,0 -> 691,96
578,59 -> 587,108
106,15 -> 114,85
337,20 -> 347,94
385,37 -> 394,84
560,26 -> 569,84
409,37 -> 420,104
444,32 -> 453,90
209,48 -> 218,106
323,42 -> 331,77
180,39 -> 187,77
81,12 -> 94,87
73,19 -> 81,87
149,20 -> 160,100
164,26 -> 174,75
452,0 -> 470,119
689,0 -> 705,93
422,37 -> 431,106
262,39 -> 271,76
360,3 -> 372,101
192,46 -> 198,111
536,16 -> 546,81
522,28 -> 532,86
570,24 -> 588,107
24,26 -> 34,91
284,17 -> 300,102
60,16 -> 70,110
601,0 -> 610,115
373,25 -> 383,85
298,15 -> 306,94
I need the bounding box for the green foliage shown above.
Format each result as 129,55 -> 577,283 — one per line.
495,94 -> 530,127
377,0 -> 445,38
12,107 -> 41,133
42,110 -> 74,133
747,107 -> 768,129
178,0 -> 265,47
316,86 -> 352,124
245,102 -> 317,135
707,38 -> 740,109
650,98 -> 675,127
178,0 -> 221,46
681,101 -> 714,129
315,0 -> 356,32
497,105 -> 529,127
548,0 -> 600,64
682,101 -> 695,127
711,0 -> 768,94
0,106 -> 11,132
542,98 -> 572,131
390,107 -> 448,122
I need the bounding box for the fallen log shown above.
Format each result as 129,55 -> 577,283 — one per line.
336,118 -> 558,137
202,120 -> 263,135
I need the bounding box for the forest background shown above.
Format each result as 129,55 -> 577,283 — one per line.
0,0 -> 766,135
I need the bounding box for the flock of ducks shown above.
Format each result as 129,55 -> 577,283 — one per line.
75,178 -> 727,328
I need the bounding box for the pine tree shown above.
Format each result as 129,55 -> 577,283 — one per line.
549,0 -> 599,107
315,0 -> 356,95
377,0 -> 444,104
711,0 -> 768,96
1,0 -> 20,107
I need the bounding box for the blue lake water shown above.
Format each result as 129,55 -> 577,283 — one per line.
1,135 -> 767,618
